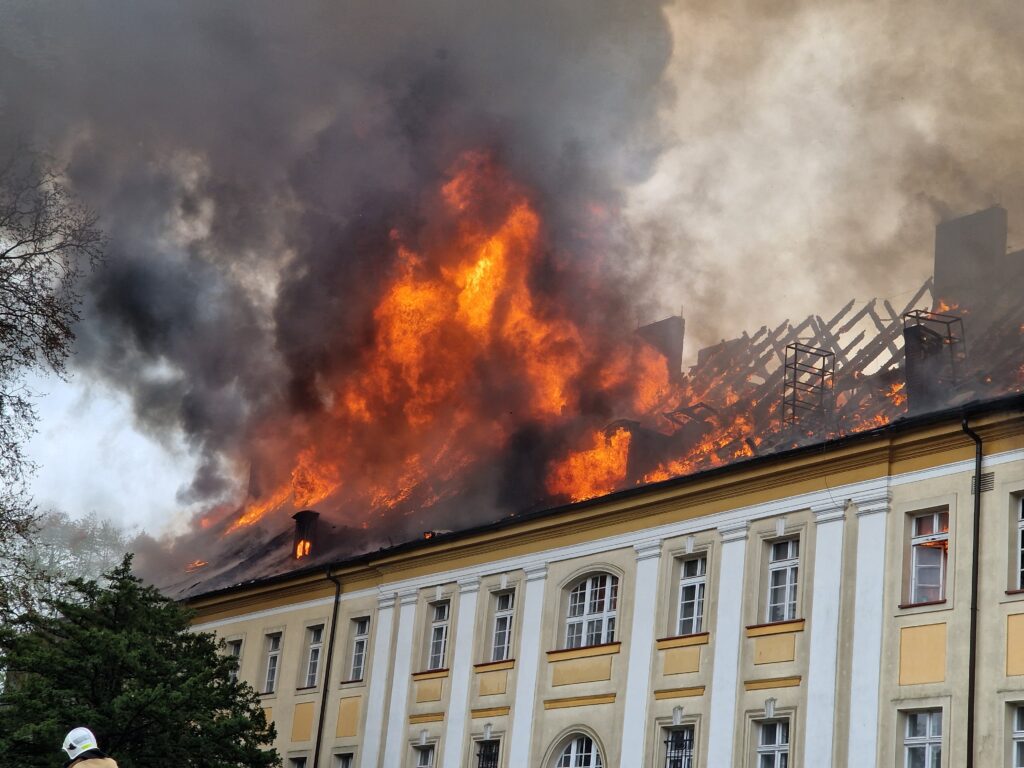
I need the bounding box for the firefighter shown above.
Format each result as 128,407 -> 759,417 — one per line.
62,728 -> 118,768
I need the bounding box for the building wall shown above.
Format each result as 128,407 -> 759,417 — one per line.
189,411 -> 1024,767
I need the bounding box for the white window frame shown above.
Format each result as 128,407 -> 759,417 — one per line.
756,719 -> 790,768
903,709 -> 942,767
226,638 -> 242,683
428,602 -> 450,670
663,724 -> 695,768
476,738 -> 501,768
565,574 -> 618,649
333,754 -> 354,768
264,632 -> 282,694
304,624 -> 324,688
766,539 -> 799,623
414,744 -> 435,767
1017,498 -> 1024,590
555,735 -> 603,767
491,591 -> 515,662
677,556 -> 707,636
1014,705 -> 1024,768
350,617 -> 370,681
910,510 -> 949,604
289,757 -> 308,768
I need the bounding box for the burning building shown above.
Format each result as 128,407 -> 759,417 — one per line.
183,207 -> 1024,767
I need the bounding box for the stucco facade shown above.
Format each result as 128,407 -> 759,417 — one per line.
188,401 -> 1024,767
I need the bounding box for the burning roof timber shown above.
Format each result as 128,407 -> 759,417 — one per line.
170,205 -> 1024,599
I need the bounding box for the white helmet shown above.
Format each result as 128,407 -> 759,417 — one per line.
62,727 -> 99,760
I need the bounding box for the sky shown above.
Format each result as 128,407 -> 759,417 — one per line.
7,0 -> 1024,541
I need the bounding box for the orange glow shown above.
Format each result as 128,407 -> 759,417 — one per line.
547,428 -> 632,502
295,539 -> 312,559
185,559 -> 208,573
885,381 -> 908,408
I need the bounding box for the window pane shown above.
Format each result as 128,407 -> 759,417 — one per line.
758,756 -> 775,768
906,746 -> 925,768
1015,741 -> 1024,768
929,746 -> 941,768
915,514 -> 935,536
937,512 -> 949,532
929,711 -> 941,736
1016,705 -> 1024,732
760,722 -> 777,746
906,712 -> 928,738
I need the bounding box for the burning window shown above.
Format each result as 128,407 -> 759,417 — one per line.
427,601 -> 450,671
909,510 -> 949,604
490,590 -> 515,662
565,573 -> 618,649
263,632 -> 282,694
303,624 -> 324,688
677,556 -> 707,637
348,617 -> 370,681
765,539 -> 799,623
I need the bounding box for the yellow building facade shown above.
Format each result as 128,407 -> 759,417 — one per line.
189,399 -> 1024,767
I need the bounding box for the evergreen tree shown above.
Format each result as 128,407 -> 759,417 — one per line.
0,555 -> 279,768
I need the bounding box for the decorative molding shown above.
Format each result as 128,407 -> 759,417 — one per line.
457,576 -> 481,595
473,659 -> 515,672
654,686 -> 705,700
397,588 -> 420,607
852,490 -> 893,517
719,521 -> 750,543
412,669 -> 449,681
634,540 -> 664,562
409,712 -> 445,724
656,633 -> 710,650
377,593 -> 397,610
744,676 -> 802,691
471,706 -> 510,719
810,500 -> 846,524
546,642 -> 621,662
745,619 -> 805,638
543,693 -> 616,710
523,563 -> 548,583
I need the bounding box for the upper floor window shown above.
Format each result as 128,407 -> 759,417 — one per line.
677,556 -> 707,636
476,739 -> 500,768
910,511 -> 949,604
566,574 -> 618,649
491,591 -> 515,662
1013,705 -> 1024,768
333,755 -> 353,768
756,720 -> 789,768
555,735 -> 603,768
427,602 -> 450,670
664,725 -> 695,768
904,709 -> 941,767
263,632 -> 282,694
349,617 -> 370,681
766,539 -> 799,623
226,639 -> 242,683
289,758 -> 307,768
1017,499 -> 1024,590
415,745 -> 435,768
303,624 -> 324,688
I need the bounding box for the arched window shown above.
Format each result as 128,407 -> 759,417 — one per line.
565,573 -> 618,649
555,735 -> 603,768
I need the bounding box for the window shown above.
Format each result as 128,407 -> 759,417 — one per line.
415,745 -> 435,767
350,617 -> 370,681
304,624 -> 324,688
766,539 -> 799,623
677,557 -> 707,636
226,639 -> 242,683
1014,705 -> 1024,768
477,739 -> 500,768
1017,499 -> 1024,590
756,720 -> 789,768
904,710 -> 941,767
428,602 -> 450,670
664,726 -> 695,768
289,758 -> 307,768
263,633 -> 282,694
333,755 -> 353,768
492,591 -> 515,662
910,511 -> 949,604
566,574 -> 618,649
555,735 -> 603,768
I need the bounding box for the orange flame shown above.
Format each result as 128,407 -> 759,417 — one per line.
295,539 -> 312,559
546,428 -> 632,502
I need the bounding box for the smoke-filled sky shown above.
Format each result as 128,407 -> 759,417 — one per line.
4,0 -> 1024,543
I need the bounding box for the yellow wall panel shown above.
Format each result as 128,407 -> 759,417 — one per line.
416,678 -> 444,703
262,707 -> 273,725
899,623 -> 947,685
1007,614 -> 1024,676
754,633 -> 796,665
478,670 -> 508,696
336,696 -> 360,738
663,646 -> 701,675
551,655 -> 613,686
291,701 -> 315,742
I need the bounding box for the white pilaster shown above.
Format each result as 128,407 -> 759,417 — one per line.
360,593 -> 396,768
381,589 -> 420,768
803,501 -> 847,766
507,563 -> 548,768
620,540 -> 664,763
442,577 -> 481,768
706,521 -> 749,768
846,492 -> 891,768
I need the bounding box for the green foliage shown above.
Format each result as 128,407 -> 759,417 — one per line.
0,555 -> 279,768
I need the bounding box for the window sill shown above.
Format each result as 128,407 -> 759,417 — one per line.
295,685 -> 319,695
745,619 -> 805,638
656,632 -> 710,650
339,678 -> 365,688
546,642 -> 621,662
474,658 -> 516,672
1006,588 -> 1024,596
412,668 -> 450,681
258,690 -> 277,698
897,599 -> 947,610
